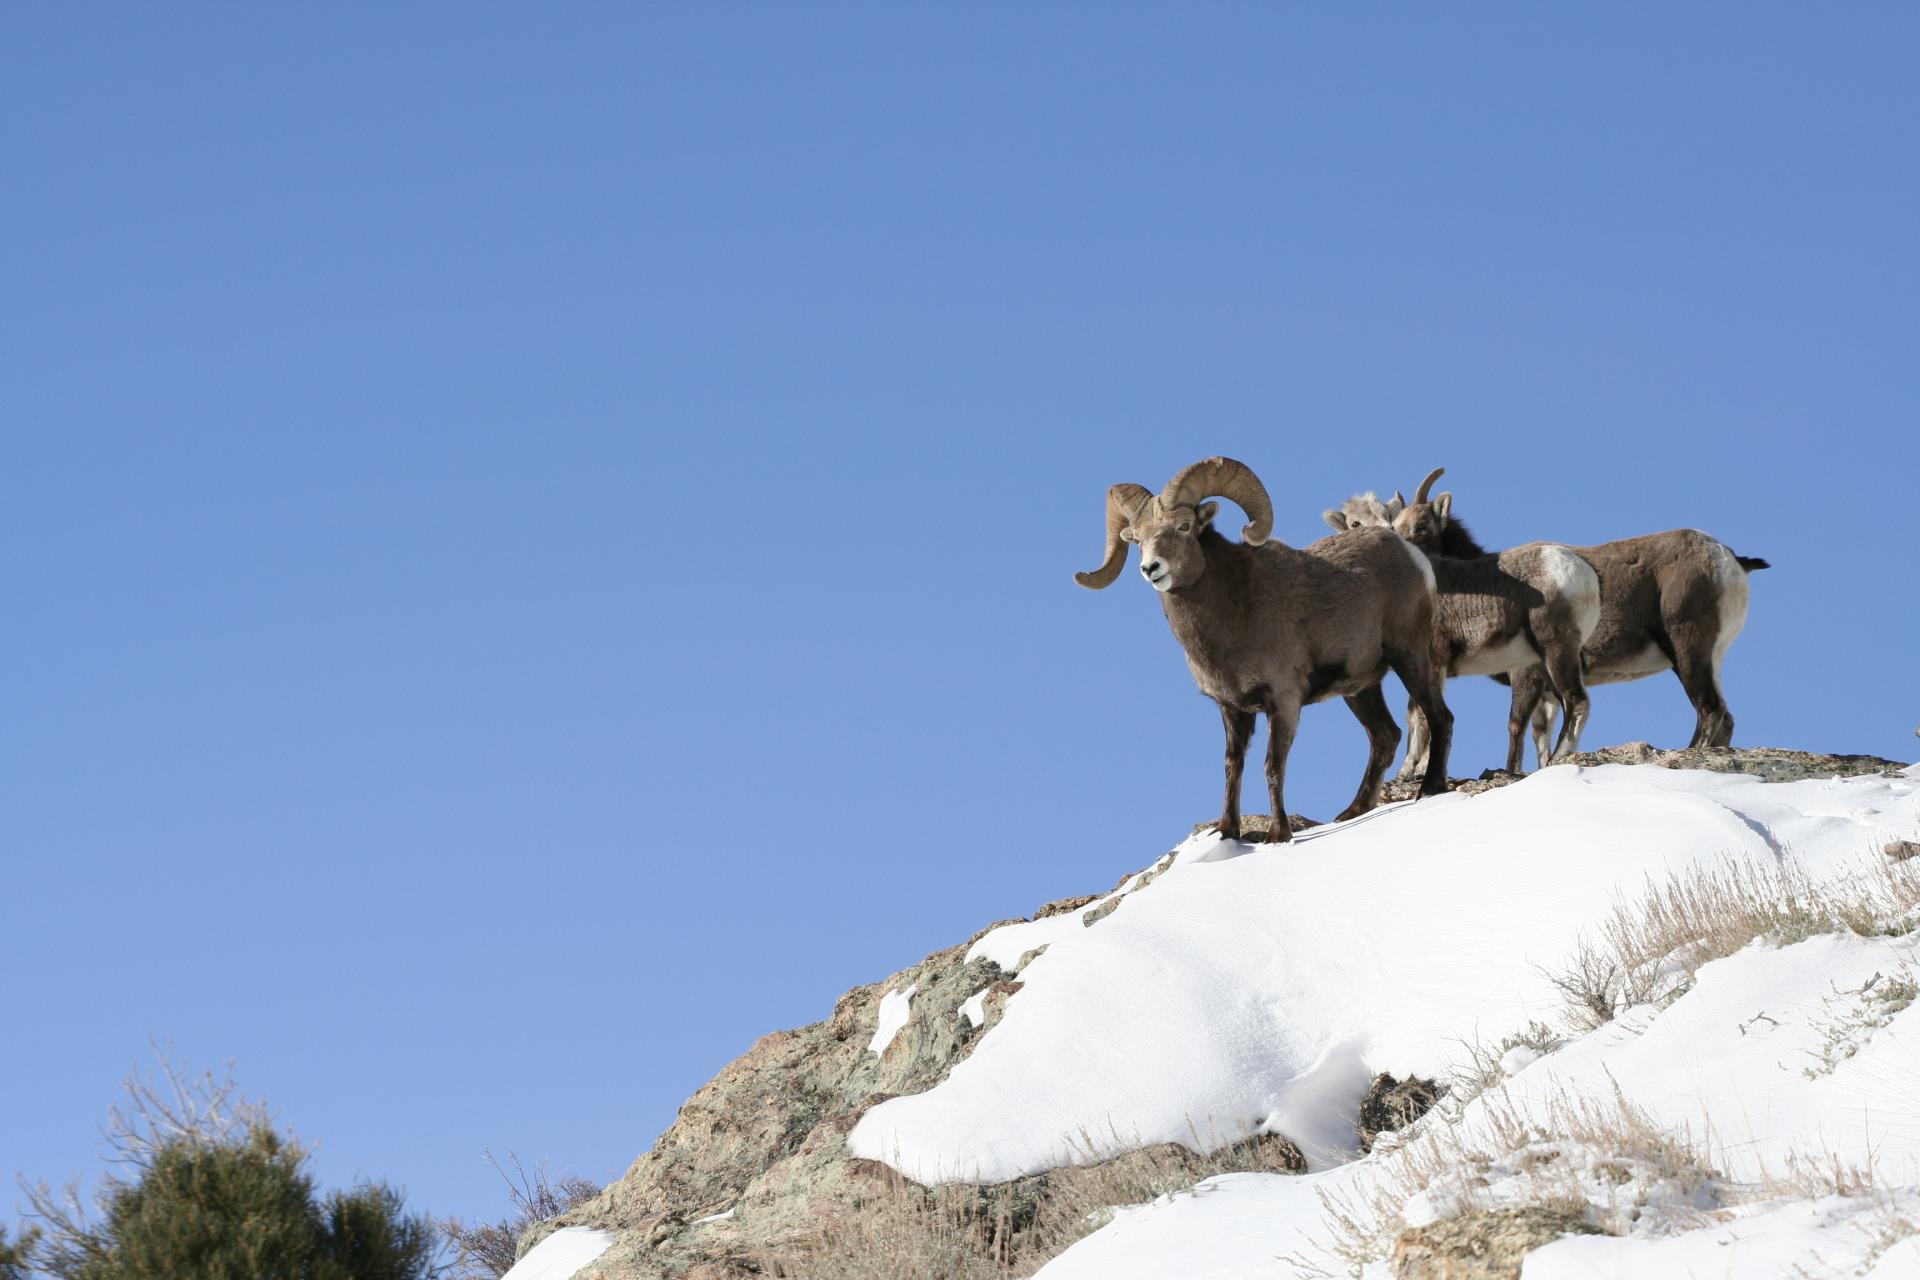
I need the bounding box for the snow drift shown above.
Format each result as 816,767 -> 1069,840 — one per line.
850,762 -> 1920,1186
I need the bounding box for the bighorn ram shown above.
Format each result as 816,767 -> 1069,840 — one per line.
1341,469 -> 1769,769
1363,470 -> 1602,778
1076,456 -> 1454,841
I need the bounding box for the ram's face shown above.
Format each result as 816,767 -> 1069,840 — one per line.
1392,497 -> 1449,552
1323,491 -> 1403,534
1342,496 -> 1393,531
1124,499 -> 1219,592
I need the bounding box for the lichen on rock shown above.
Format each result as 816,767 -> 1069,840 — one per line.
535,941 -> 1011,1277
1382,741 -> 1909,803
1359,1072 -> 1443,1151
1389,1204 -> 1601,1279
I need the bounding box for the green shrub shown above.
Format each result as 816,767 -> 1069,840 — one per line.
2,1226 -> 41,1280
17,1051 -> 439,1280
37,1127 -> 435,1280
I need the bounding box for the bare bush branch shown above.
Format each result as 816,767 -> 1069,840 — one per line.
441,1153 -> 602,1280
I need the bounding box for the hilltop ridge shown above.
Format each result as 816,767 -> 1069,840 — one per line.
508,745 -> 1920,1279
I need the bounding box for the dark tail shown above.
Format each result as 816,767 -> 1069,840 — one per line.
1735,555 -> 1770,573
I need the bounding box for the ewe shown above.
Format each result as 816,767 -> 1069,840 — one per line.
1337,468 -> 1768,770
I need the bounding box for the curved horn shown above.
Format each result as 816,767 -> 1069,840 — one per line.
1413,467 -> 1446,504
1160,456 -> 1273,546
1074,483 -> 1154,589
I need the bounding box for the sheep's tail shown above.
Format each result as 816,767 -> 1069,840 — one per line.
1735,554 -> 1771,573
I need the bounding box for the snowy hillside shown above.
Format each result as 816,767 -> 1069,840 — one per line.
512,749 -> 1920,1280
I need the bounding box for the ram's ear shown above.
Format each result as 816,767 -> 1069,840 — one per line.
1387,492 -> 1407,518
1194,500 -> 1220,529
1119,526 -> 1139,543
1322,508 -> 1349,532
1434,493 -> 1453,521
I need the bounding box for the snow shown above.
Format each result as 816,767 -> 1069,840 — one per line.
852,764 -> 1920,1185
964,862 -> 1163,971
960,988 -> 989,1028
843,760 -> 1920,1276
1525,1194 -> 1920,1278
1496,931 -> 1920,1181
1031,1171 -> 1339,1279
499,1227 -> 615,1280
1034,929 -> 1920,1278
866,982 -> 917,1054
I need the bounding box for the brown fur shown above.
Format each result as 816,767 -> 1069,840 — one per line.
1393,509 -> 1764,764
1508,530 -> 1760,759
1390,536 -> 1600,777
1126,515 -> 1454,840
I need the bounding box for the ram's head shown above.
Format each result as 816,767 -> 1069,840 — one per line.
1389,468 -> 1452,553
1321,490 -> 1404,534
1075,456 -> 1273,594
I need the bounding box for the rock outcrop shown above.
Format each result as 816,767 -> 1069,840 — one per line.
1380,741 -> 1908,803
1358,1073 -> 1443,1152
1389,1205 -> 1601,1279
531,937 -> 1011,1276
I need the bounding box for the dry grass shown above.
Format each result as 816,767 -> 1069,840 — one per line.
1308,1082 -> 1724,1275
1801,966 -> 1919,1080
1320,848 -> 1920,1275
1303,1082 -> 1920,1280
1443,1022 -> 1563,1110
766,1123 -> 1307,1279
1546,855 -> 1920,1033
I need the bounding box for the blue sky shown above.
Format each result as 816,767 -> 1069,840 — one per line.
5,5 -> 1916,1231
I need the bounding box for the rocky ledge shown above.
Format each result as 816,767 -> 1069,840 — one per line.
1380,741 -> 1908,803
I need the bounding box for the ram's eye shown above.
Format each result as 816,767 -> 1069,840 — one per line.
1350,521 -> 1362,529
1177,521 -> 1192,533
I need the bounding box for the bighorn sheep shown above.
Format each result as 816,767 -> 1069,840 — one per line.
1076,456 -> 1454,842
1366,471 -> 1602,777
1323,491 -> 1404,535
1348,469 -> 1769,769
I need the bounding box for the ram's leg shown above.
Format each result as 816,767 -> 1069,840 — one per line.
1507,666 -> 1547,774
1215,703 -> 1256,841
1533,696 -> 1559,769
1541,642 -> 1592,763
1259,698 -> 1301,842
1396,699 -> 1429,783
1668,623 -> 1733,749
1339,683 -> 1402,822
1392,644 -> 1454,799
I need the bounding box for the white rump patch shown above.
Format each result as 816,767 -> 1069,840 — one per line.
1707,541 -> 1751,695
868,983 -> 918,1055
1396,536 -> 1436,595
1539,545 -> 1602,641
